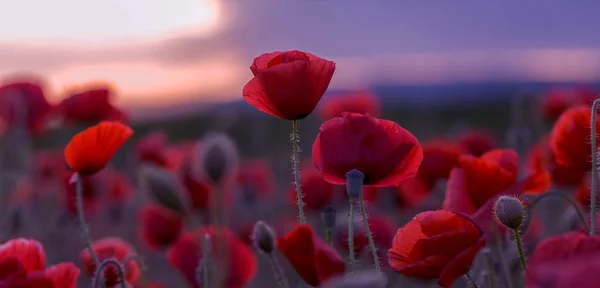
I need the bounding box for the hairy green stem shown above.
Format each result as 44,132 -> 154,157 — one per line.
525,191 -> 589,232
123,254 -> 147,288
348,201 -> 356,273
512,228 -> 527,270
268,254 -> 291,288
325,229 -> 332,246
358,195 -> 381,273
591,99 -> 600,235
465,272 -> 479,288
291,120 -> 306,224
76,175 -> 99,268
93,258 -> 127,288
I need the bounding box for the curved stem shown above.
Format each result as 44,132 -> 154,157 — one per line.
358,196 -> 381,274
124,254 -> 147,288
268,254 -> 291,288
491,225 -> 514,288
291,120 -> 306,224
525,191 -> 589,233
93,258 -> 127,288
591,99 -> 600,235
347,201 -> 356,273
76,175 -> 99,268
325,229 -> 332,246
465,272 -> 479,288
512,228 -> 527,271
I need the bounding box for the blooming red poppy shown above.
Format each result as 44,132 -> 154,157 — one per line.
167,227 -> 257,288
182,164 -> 212,210
388,210 -> 486,287
231,159 -> 275,199
539,86 -> 596,121
526,232 -> 600,286
550,106 -> 600,171
336,213 -> 395,260
318,90 -> 381,120
313,113 -> 423,187
417,139 -> 462,189
138,204 -> 184,249
0,239 -> 80,288
64,121 -> 133,175
242,50 -> 336,120
80,237 -> 140,287
456,129 -> 497,157
0,79 -> 52,133
525,135 -> 585,187
289,168 -> 336,211
277,225 -> 345,286
59,86 -> 128,124
136,131 -> 171,168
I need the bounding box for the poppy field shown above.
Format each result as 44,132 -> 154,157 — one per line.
0,49 -> 598,288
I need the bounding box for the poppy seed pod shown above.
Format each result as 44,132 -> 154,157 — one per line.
345,169 -> 365,202
139,165 -> 187,215
321,206 -> 337,230
494,195 -> 526,230
195,133 -> 238,184
320,270 -> 387,288
252,221 -> 276,254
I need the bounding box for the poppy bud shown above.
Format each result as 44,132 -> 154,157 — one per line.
252,221 -> 276,254
494,195 -> 526,230
320,270 -> 387,288
195,133 -> 238,184
139,165 -> 187,215
345,169 -> 365,202
321,206 -> 337,230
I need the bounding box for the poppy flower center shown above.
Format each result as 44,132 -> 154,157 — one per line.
267,51 -> 309,68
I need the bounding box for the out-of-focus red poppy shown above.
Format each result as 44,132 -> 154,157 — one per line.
167,227 -> 257,288
231,159 -> 275,199
550,106 -> 600,171
456,129 -> 497,157
33,150 -> 64,183
168,141 -> 198,173
318,90 -> 381,120
242,50 -> 336,120
64,121 -> 133,175
336,214 -> 395,260
540,86 -> 596,121
138,204 -> 184,250
289,168 -> 336,211
525,135 -> 585,187
313,113 -> 423,187
0,239 -> 80,288
394,176 -> 431,210
277,225 -> 345,286
388,210 -> 486,287
443,149 -> 550,215
417,139 -> 461,189
61,169 -> 97,215
0,79 -> 52,133
526,232 -> 600,286
136,131 -> 171,168
81,237 -> 140,287
58,86 -> 128,124
182,165 -> 211,210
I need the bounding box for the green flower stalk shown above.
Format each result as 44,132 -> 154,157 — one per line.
592,99 -> 600,235
252,221 -> 290,288
75,174 -> 99,268
321,206 -> 337,245
291,120 -> 306,224
494,196 -> 527,271
93,258 -> 127,288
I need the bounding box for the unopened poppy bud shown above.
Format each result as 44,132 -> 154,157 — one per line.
195,133 -> 238,184
345,169 -> 365,202
321,206 -> 337,230
494,195 -> 526,230
139,165 -> 187,215
321,270 -> 387,288
252,221 -> 276,254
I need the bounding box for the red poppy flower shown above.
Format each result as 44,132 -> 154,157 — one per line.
289,168 -> 336,211
388,210 -> 486,287
313,113 -> 423,187
59,86 -> 128,124
0,239 -> 45,273
417,139 -> 461,189
526,232 -> 600,286
64,121 -> 133,175
336,214 -> 395,260
540,86 -> 596,121
277,225 -> 345,286
0,79 -> 52,133
525,135 -> 585,187
395,176 -> 431,210
39,262 -> 80,288
182,166 -> 211,210
550,106 -> 600,171
318,90 -> 381,120
231,160 -> 275,198
167,227 -> 257,288
138,204 -> 184,249
136,131 -> 171,168
456,129 -> 497,157
242,50 -> 336,120
80,237 -> 140,287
